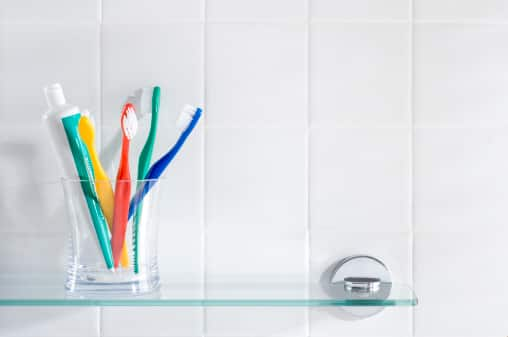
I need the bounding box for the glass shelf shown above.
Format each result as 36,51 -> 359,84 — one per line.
0,276 -> 417,307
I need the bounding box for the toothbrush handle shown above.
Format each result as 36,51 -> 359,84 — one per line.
128,108 -> 202,220
137,86 -> 160,181
133,86 -> 160,273
112,137 -> 131,268
112,177 -> 131,268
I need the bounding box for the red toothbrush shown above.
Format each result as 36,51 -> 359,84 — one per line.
112,103 -> 138,268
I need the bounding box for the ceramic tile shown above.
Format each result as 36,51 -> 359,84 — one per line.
414,127 -> 508,233
101,23 -> 202,126
206,23 -> 306,127
0,125 -> 67,233
206,226 -> 306,283
157,213 -> 203,283
102,307 -> 202,337
206,307 -> 306,337
154,127 -> 203,284
414,232 -> 508,337
311,0 -> 410,20
414,0 -> 508,21
205,225 -> 307,337
103,0 -> 202,23
414,24 -> 508,126
207,0 -> 306,20
0,0 -> 99,23
310,307 -> 412,337
310,23 -> 410,127
0,233 -> 66,275
0,181 -> 65,234
310,127 -> 411,232
206,127 -> 306,230
0,24 -> 99,125
0,307 -> 99,337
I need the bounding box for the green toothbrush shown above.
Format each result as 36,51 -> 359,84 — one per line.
134,86 -> 160,273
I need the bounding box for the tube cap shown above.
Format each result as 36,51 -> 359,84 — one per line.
44,83 -> 66,108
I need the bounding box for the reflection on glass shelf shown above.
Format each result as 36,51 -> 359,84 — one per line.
0,276 -> 417,307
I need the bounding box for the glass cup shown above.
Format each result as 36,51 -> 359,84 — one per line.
61,178 -> 162,294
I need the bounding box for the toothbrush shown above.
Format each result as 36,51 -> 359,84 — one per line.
112,103 -> 138,268
133,87 -> 160,273
130,105 -> 201,273
128,105 -> 202,222
78,111 -> 130,268
99,88 -> 152,174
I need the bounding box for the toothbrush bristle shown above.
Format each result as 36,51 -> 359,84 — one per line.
176,105 -> 197,130
182,104 -> 196,117
122,105 -> 138,140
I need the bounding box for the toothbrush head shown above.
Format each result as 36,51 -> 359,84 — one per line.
126,87 -> 152,119
176,104 -> 200,131
78,112 -> 95,146
81,109 -> 97,128
121,103 -> 138,140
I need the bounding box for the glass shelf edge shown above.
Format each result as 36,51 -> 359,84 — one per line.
0,277 -> 417,307
0,299 -> 417,307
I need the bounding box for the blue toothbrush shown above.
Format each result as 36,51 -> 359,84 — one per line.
129,105 -> 201,272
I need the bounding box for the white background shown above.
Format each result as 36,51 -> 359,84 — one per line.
1,0 -> 507,336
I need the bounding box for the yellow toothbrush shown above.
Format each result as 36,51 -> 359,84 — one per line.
78,112 -> 130,268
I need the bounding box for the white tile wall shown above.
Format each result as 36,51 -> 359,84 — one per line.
101,23 -> 203,127
208,0 -> 306,20
311,0 -> 410,20
102,307 -> 203,337
414,127 -> 508,233
414,232 -> 508,337
310,22 -> 411,127
0,0 -> 507,337
0,23 -> 100,126
207,226 -> 306,283
206,23 -> 306,127
206,307 -> 307,337
310,306 -> 412,337
414,0 -> 508,21
0,0 -> 99,23
414,23 -> 508,127
102,0 -> 202,23
310,127 -> 411,232
206,127 -> 306,229
0,307 -> 100,337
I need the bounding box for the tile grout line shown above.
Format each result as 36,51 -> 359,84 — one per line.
1,17 -> 497,24
98,0 -> 104,336
98,308 -> 102,337
200,0 -> 207,336
414,18 -> 508,24
304,0 -> 311,336
409,0 -> 416,337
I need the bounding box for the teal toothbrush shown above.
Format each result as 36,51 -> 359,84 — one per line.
134,86 -> 160,273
